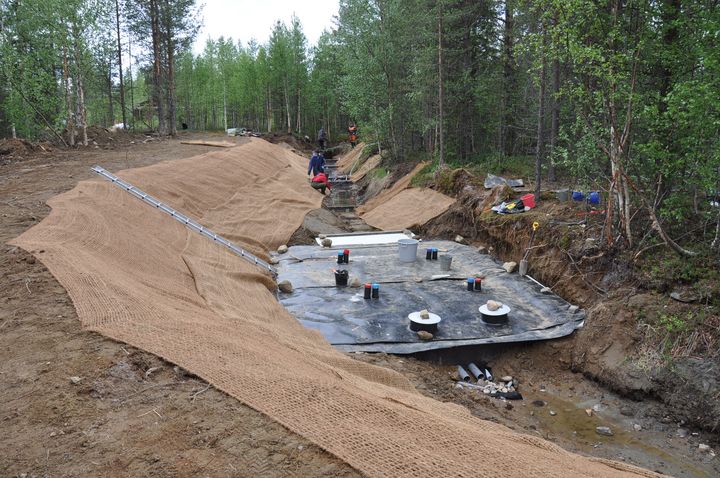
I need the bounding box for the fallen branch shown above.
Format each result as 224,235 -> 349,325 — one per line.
621,170 -> 697,257
561,249 -> 607,295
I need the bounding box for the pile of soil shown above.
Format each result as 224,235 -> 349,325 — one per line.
263,132 -> 315,155
82,125 -> 136,147
0,138 -> 52,164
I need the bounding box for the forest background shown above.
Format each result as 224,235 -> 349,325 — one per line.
1,0 -> 719,254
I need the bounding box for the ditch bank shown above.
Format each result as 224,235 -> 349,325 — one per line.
413,170 -> 720,437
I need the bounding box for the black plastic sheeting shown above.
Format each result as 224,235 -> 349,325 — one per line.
275,241 -> 584,353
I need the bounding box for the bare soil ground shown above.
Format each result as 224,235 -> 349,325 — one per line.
1,132 -> 358,478
2,134 -> 717,477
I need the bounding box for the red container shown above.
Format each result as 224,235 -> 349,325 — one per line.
521,193 -> 536,209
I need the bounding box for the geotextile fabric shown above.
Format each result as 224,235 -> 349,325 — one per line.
12,139 -> 661,478
356,160 -> 455,230
356,161 -> 428,215
350,153 -> 382,182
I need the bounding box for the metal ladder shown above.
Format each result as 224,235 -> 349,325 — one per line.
91,165 -> 277,277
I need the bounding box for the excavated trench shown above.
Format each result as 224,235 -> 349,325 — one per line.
287,155 -> 720,478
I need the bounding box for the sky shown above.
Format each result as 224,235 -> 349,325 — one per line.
193,0 -> 340,54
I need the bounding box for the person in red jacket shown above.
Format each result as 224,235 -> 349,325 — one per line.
310,168 -> 331,195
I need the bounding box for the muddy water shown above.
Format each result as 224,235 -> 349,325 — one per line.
528,392 -> 712,478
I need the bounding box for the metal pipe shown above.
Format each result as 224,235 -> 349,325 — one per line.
456,365 -> 471,382
467,362 -> 485,381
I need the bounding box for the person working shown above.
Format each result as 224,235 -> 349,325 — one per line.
317,127 -> 328,150
307,150 -> 325,176
348,123 -> 358,148
310,168 -> 331,195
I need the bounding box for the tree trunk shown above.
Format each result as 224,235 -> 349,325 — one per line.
150,0 -> 166,135
284,77 -> 291,133
72,25 -> 88,146
534,23 -> 547,202
115,0 -> 126,129
107,68 -> 114,126
128,36 -> 135,131
165,8 -> 177,137
548,12 -> 560,182
437,5 -> 445,169
266,84 -> 273,132
500,0 -> 516,156
63,45 -> 76,147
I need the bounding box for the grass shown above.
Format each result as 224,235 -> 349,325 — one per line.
410,153 -> 537,189
369,166 -> 388,179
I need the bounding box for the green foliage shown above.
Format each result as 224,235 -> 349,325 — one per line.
410,163 -> 435,188
369,166 -> 388,179
658,313 -> 689,336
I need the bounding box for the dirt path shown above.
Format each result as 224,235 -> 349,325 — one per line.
0,133 -> 358,477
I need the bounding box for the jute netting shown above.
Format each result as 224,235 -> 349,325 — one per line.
12,139 -> 662,477
354,161 -> 454,231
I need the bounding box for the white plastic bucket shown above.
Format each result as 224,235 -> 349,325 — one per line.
398,238 -> 419,262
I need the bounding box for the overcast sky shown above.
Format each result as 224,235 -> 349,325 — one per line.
193,0 -> 340,53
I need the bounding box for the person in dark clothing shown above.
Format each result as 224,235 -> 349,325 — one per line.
307,151 -> 325,176
348,123 -> 358,148
311,169 -> 331,195
317,127 -> 328,150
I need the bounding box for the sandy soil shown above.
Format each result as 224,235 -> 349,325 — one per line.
1,134 -> 717,477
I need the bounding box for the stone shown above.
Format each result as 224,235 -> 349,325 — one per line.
585,409 -> 593,417
277,244 -> 288,254
540,287 -> 551,294
549,410 -> 557,416
592,404 -> 602,412
596,426 -> 613,436
670,291 -> 698,303
349,277 -> 362,288
677,428 -> 689,438
568,305 -> 579,314
321,238 -> 332,248
502,261 -> 517,273
416,331 -> 434,341
69,376 -> 82,384
698,444 -> 711,452
318,234 -> 327,239
419,309 -> 430,320
633,424 -> 642,432
477,246 -> 488,254
619,407 -> 634,417
277,280 -> 293,293
500,376 -> 513,382
532,400 -> 546,407
454,235 -> 466,244
269,257 -> 280,265
486,300 -> 502,311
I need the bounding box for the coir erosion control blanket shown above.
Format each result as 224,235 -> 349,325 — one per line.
11,139 -> 661,477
